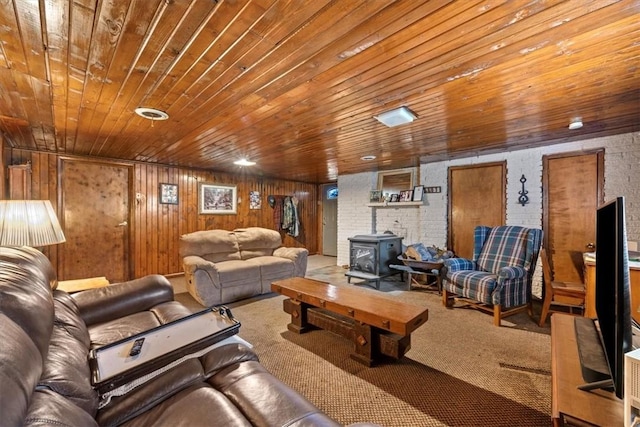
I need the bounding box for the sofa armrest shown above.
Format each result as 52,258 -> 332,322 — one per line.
443,257 -> 475,272
273,247 -> 308,276
72,275 -> 174,326
493,266 -> 529,304
498,265 -> 527,280
200,343 -> 260,378
182,255 -> 219,274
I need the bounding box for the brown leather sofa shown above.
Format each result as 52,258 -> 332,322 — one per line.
0,246 -> 376,427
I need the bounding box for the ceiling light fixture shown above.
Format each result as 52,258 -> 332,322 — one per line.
234,159 -> 256,166
360,155 -> 376,161
568,117 -> 583,130
374,106 -> 417,127
134,107 -> 169,121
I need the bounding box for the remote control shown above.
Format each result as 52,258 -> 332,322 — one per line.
129,337 -> 145,356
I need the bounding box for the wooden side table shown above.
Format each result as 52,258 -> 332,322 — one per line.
551,313 -> 623,426
57,276 -> 110,293
390,261 -> 444,292
583,254 -> 640,323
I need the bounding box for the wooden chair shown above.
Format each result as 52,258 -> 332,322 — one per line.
538,248 -> 586,327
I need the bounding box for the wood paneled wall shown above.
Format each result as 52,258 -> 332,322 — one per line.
8,149 -> 318,279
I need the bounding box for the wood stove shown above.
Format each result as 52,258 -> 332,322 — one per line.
345,233 -> 403,289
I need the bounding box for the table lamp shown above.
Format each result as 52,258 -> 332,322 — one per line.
0,200 -> 66,247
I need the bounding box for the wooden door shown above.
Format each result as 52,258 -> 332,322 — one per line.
8,164 -> 31,199
448,163 -> 506,259
322,184 -> 338,257
59,158 -> 132,282
543,151 -> 603,283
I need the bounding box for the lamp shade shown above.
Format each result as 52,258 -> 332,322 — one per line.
0,200 -> 66,247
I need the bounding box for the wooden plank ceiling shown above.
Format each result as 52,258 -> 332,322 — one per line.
0,0 -> 638,183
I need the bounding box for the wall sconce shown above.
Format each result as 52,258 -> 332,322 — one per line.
0,200 -> 66,247
518,174 -> 529,206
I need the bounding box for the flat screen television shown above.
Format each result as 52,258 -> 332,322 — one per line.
575,196 -> 632,399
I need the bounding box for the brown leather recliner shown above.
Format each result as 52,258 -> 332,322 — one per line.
0,246 -> 376,427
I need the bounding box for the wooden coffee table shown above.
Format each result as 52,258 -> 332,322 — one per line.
271,277 -> 428,366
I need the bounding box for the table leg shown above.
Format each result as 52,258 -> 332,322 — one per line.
283,299 -> 312,334
350,322 -> 379,366
405,272 -> 412,291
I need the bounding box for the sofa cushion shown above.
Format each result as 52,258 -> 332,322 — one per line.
0,245 -> 58,291
39,317 -> 98,416
25,389 -> 99,427
117,383 -> 252,427
235,227 -> 281,259
476,226 -> 529,274
200,344 -> 260,378
208,360 -> 341,427
179,229 -> 240,262
245,256 -> 294,279
35,291 -> 97,416
216,260 -> 261,286
447,270 -> 497,302
53,291 -> 91,347
0,259 -> 55,358
97,359 -> 205,427
88,311 -> 161,347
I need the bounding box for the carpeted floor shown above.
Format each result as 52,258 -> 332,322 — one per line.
171,257 -> 552,426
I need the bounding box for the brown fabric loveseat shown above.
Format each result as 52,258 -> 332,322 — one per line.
179,227 -> 308,307
0,246 -> 374,427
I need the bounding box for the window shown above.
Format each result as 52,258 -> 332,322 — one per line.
326,186 -> 338,199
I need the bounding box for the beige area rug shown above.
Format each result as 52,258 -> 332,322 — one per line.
172,263 -> 552,427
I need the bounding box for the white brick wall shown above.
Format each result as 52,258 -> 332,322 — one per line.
376,206 -> 420,243
336,172 -> 377,266
603,132 -> 640,239
337,131 -> 640,294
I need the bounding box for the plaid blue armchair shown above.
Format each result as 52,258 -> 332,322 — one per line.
442,225 -> 543,326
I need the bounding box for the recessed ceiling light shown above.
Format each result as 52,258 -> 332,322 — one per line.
134,107 -> 169,121
568,117 -> 583,130
374,106 -> 417,127
234,159 -> 256,166
360,155 -> 376,161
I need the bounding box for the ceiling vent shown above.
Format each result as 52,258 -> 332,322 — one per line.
135,107 -> 169,121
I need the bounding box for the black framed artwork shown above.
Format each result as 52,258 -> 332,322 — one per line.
159,183 -> 178,205
198,183 -> 237,214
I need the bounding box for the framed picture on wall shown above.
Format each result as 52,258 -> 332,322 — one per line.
412,185 -> 424,202
249,191 -> 261,209
159,183 -> 178,205
199,183 -> 237,214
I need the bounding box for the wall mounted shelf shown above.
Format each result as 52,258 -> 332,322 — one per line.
367,201 -> 423,208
